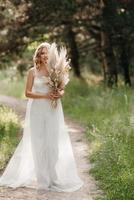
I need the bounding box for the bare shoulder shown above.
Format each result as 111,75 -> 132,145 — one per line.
27,67 -> 35,77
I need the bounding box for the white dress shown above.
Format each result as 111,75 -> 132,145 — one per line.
0,69 -> 84,192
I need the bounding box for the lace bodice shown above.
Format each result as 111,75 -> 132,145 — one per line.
32,74 -> 51,94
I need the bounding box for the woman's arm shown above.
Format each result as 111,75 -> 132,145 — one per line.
25,68 -> 54,99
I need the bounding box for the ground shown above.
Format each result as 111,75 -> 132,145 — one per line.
0,95 -> 101,200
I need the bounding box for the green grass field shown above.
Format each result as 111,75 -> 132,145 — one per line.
0,105 -> 21,170
0,69 -> 26,98
0,70 -> 134,200
62,77 -> 134,200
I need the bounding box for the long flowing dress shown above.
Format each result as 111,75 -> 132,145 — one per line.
0,69 -> 84,192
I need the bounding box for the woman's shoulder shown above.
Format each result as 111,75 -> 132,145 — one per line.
27,66 -> 35,77
28,66 -> 34,72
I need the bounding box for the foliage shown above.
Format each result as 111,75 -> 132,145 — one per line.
0,69 -> 25,98
0,0 -> 134,85
0,105 -> 21,169
62,77 -> 134,200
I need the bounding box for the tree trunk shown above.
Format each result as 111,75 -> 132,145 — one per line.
120,40 -> 131,86
66,24 -> 81,78
104,42 -> 118,87
101,31 -> 118,87
100,0 -> 118,87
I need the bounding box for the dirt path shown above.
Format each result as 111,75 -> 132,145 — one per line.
0,95 -> 100,200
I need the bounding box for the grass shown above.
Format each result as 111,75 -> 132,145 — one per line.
0,68 -> 25,98
62,77 -> 134,200
0,69 -> 134,199
0,105 -> 21,170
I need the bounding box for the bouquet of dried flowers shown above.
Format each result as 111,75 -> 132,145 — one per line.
46,42 -> 71,108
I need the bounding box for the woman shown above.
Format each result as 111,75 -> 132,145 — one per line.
0,42 -> 84,192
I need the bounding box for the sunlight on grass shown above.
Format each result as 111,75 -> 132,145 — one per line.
0,69 -> 25,98
0,105 -> 21,169
62,77 -> 134,200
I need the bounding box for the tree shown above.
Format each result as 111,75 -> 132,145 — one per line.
0,0 -> 134,86
0,0 -> 83,77
86,0 -> 134,86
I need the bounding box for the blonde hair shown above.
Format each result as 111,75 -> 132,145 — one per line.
33,42 -> 51,71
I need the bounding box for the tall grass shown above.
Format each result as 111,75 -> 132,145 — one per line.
62,77 -> 134,200
0,105 -> 21,170
0,69 -> 25,98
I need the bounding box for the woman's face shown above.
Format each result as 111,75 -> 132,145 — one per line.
40,47 -> 48,64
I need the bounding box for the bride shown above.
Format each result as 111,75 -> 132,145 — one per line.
0,42 -> 84,192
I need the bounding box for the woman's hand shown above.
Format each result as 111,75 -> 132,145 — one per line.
54,89 -> 65,99
46,92 -> 57,100
46,89 -> 64,100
